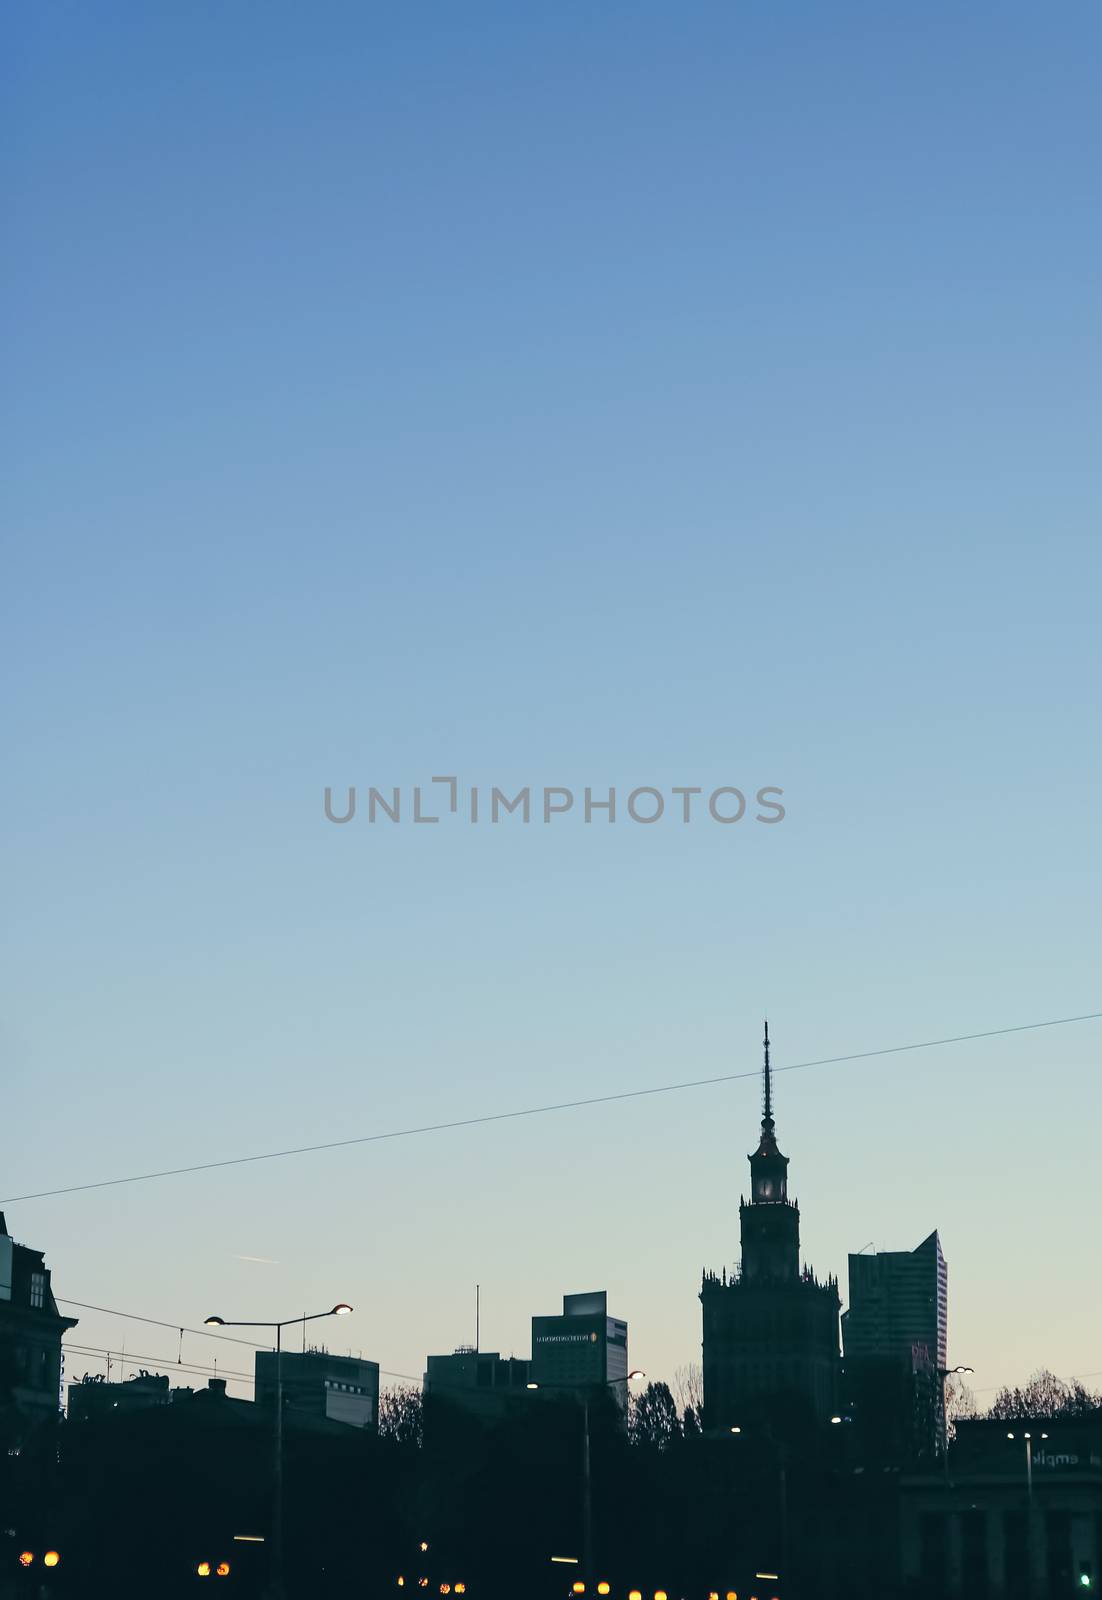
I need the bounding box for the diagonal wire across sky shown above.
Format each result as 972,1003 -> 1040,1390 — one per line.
6,1009 -> 1099,1206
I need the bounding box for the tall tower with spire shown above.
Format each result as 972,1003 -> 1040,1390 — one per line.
700,1024 -> 840,1431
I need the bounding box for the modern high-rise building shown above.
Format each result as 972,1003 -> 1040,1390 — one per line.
531,1291 -> 628,1401
255,1347 -> 380,1430
699,1026 -> 841,1431
842,1230 -> 949,1453
842,1231 -> 948,1370
0,1212 -> 77,1435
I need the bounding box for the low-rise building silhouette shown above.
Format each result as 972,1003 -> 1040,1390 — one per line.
900,1413 -> 1102,1594
0,1211 -> 77,1436
424,1345 -> 532,1416
67,1369 -> 187,1422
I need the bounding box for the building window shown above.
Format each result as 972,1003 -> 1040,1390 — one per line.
30,1273 -> 46,1310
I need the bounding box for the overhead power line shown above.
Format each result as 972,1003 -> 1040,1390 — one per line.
59,1296 -> 419,1383
63,1343 -> 255,1383
57,1299 -> 272,1350
5,1009 -> 1099,1206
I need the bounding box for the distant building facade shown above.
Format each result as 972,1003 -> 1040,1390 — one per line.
843,1230 -> 949,1452
0,1212 -> 77,1435
255,1348 -> 380,1430
900,1415 -> 1102,1595
699,1027 -> 840,1431
423,1347 -> 532,1418
531,1291 -> 629,1401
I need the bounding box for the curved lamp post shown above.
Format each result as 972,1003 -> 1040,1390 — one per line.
938,1364 -> 975,1468
203,1303 -> 353,1599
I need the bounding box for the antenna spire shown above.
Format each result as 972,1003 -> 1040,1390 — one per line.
762,1019 -> 774,1132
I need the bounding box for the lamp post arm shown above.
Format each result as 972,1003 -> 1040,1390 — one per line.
207,1320 -> 280,1330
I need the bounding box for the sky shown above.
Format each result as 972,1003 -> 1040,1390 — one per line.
3,1 -> 1100,1409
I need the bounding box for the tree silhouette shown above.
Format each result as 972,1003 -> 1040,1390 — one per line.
945,1372 -> 979,1440
987,1368 -> 1102,1420
673,1362 -> 704,1436
379,1383 -> 424,1447
628,1381 -> 681,1450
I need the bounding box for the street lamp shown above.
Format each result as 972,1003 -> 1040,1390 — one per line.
727,1421 -> 787,1582
526,1370 -> 646,1581
1007,1426 -> 1048,1589
1006,1429 -> 1048,1501
937,1364 -> 974,1463
202,1302 -> 353,1599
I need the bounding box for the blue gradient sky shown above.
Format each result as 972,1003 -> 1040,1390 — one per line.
5,2 -> 1100,1404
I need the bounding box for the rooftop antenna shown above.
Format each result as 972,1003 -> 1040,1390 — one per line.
762,1019 -> 774,1131
476,1284 -> 480,1354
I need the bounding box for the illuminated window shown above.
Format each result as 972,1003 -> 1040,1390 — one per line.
30,1273 -> 46,1310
